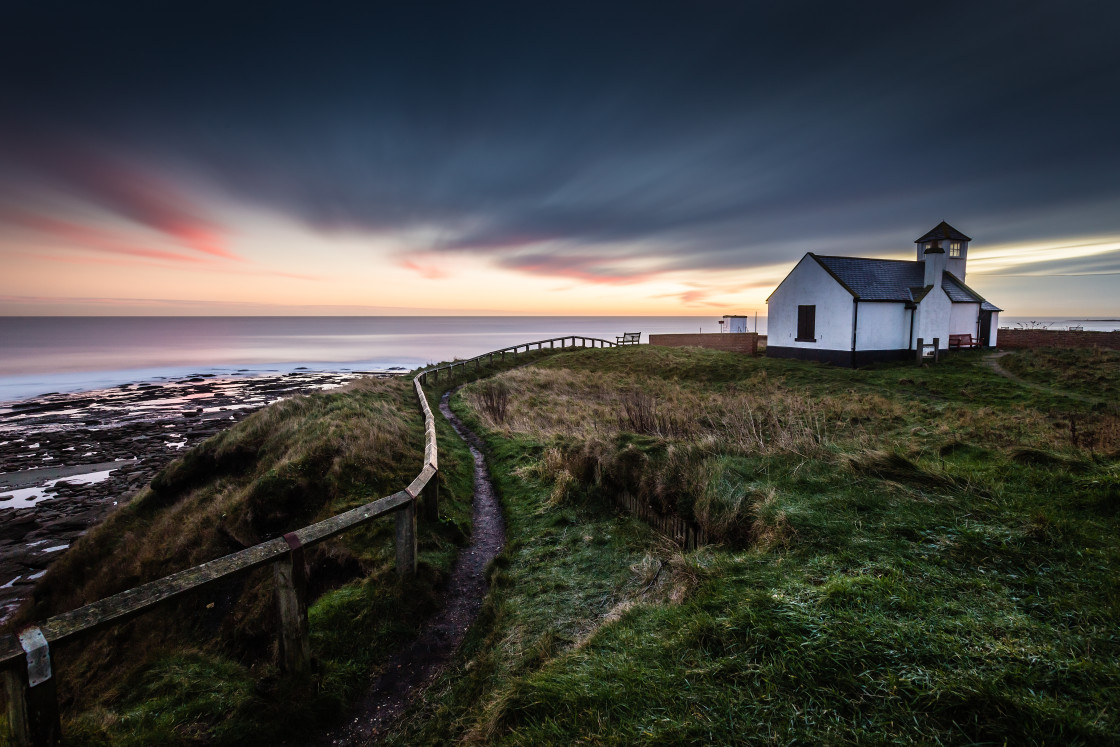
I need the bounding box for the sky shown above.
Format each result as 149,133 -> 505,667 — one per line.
2,0 -> 1119,317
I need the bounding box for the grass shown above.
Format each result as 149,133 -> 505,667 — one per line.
1,374 -> 479,745
4,345 -> 1117,744
1001,346 -> 1120,404
382,345 -> 1120,744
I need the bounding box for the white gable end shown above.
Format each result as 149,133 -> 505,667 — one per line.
767,255 -> 854,350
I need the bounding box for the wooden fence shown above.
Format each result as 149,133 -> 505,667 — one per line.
617,492 -> 707,551
1,335 -> 616,746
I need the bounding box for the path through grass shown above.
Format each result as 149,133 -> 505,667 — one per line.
386,346 -> 1120,744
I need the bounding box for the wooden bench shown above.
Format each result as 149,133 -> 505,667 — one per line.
616,332 -> 640,345
948,333 -> 978,349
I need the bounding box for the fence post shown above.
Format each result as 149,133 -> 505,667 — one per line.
932,337 -> 940,363
395,501 -> 417,577
273,534 -> 311,677
422,469 -> 439,522
4,627 -> 61,747
915,337 -> 924,364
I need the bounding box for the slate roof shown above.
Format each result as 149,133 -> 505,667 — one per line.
915,221 -> 971,243
810,254 -> 1001,310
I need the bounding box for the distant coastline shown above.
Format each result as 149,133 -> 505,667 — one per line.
0,316 -> 741,402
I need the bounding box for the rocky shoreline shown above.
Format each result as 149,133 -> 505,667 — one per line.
0,368 -> 401,624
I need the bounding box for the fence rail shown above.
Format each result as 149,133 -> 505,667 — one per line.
1,334 -> 614,746
415,335 -> 617,385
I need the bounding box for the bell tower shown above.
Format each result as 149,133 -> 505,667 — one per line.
915,221 -> 971,283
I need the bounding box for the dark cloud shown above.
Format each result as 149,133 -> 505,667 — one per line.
3,0 -> 1119,279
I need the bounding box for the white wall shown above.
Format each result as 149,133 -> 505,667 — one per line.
949,303 -> 979,336
989,312 -> 999,346
913,286 -> 953,349
946,255 -> 967,283
917,241 -> 968,282
723,316 -> 748,333
767,256 -> 855,351
855,302 -> 910,350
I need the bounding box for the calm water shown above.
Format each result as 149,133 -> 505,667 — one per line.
0,316 -> 752,401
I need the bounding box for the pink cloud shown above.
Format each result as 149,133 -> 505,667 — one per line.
7,140 -> 240,261
2,210 -> 212,264
499,253 -> 661,285
399,258 -> 451,279
653,279 -> 771,307
7,245 -> 322,281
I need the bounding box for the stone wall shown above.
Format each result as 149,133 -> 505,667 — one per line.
648,332 -> 759,355
998,329 -> 1120,350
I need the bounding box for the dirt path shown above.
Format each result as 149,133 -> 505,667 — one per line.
983,351 -> 1107,406
317,389 -> 504,746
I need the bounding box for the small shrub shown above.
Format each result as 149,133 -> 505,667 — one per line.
479,380 -> 510,424
619,389 -> 657,434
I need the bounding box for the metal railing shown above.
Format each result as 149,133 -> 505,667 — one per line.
1,335 -> 614,746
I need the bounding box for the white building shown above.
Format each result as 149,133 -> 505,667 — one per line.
721,315 -> 749,333
765,221 -> 1001,366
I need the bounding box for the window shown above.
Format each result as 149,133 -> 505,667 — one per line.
796,305 -> 816,342
949,241 -> 962,257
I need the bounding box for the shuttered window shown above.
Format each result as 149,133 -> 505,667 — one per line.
796,305 -> 816,342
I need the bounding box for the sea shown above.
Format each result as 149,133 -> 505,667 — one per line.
0,316 -> 754,402
1,315 -> 1115,403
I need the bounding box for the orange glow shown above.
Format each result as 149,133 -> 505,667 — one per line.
2,190 -> 1117,316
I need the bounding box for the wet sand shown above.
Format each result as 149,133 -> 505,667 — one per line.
0,368 -> 402,624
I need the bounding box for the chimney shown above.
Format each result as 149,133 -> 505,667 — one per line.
923,240 -> 947,288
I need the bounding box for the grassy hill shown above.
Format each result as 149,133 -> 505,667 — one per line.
1,375 -> 478,745
389,346 -> 1120,744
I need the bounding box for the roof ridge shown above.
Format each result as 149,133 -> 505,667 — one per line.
814,255 -> 918,264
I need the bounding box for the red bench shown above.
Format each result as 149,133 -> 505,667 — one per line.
948,333 -> 978,349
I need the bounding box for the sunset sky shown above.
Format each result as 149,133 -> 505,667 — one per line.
2,1 -> 1118,317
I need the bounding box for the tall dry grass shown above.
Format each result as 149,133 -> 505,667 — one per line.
467,365 -> 1102,457
463,360 -> 1109,546
464,367 -> 904,457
